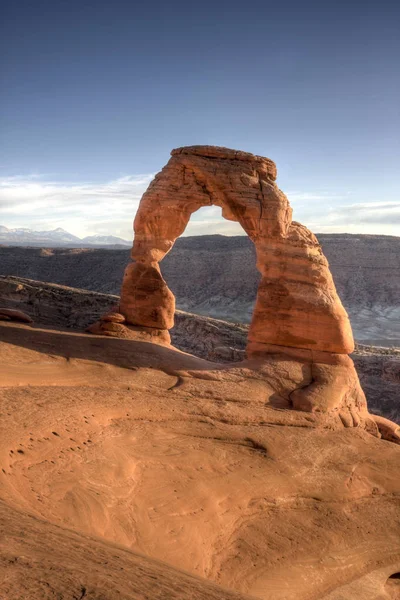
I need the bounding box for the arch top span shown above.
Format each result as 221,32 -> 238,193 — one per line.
119,145 -> 354,356
132,145 -> 291,264
171,145 -> 278,180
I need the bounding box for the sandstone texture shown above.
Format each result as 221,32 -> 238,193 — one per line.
110,146 -> 381,428
120,262 -> 175,329
121,146 -> 353,356
87,319 -> 171,345
101,311 -> 126,323
0,501 -> 252,600
1,275 -> 399,424
1,319 -> 400,600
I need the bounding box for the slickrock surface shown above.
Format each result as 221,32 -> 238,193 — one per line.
0,320 -> 400,600
0,501 -> 253,600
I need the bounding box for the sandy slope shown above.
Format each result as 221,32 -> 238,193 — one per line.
1,321 -> 400,600
0,500 -> 253,600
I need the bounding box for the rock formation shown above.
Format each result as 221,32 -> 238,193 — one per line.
120,146 -> 353,354
0,307 -> 33,324
112,145 -> 378,429
120,145 -> 353,354
2,235 -> 399,347
2,275 -> 399,425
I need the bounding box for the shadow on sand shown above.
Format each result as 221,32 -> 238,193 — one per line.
0,322 -> 216,373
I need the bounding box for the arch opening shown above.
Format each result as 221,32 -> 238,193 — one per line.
160,205 -> 258,325
119,145 -> 354,357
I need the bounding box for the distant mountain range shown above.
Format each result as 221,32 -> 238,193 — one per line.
0,226 -> 131,247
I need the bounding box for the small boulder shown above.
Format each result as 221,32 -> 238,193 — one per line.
86,319 -> 170,345
100,312 -> 126,323
0,308 -> 33,324
372,414 -> 400,445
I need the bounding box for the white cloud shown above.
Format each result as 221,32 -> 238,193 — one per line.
305,201 -> 400,235
0,174 -> 247,239
0,174 -> 398,239
0,174 -> 154,239
285,191 -> 349,202
326,201 -> 400,224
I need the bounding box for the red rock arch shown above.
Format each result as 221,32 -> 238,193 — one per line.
119,145 -> 354,355
88,145 -> 400,436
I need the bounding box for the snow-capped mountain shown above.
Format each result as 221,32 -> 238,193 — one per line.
81,235 -> 131,246
0,226 -> 131,247
0,226 -> 81,244
37,228 -> 82,243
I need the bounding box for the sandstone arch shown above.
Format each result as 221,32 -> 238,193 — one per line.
119,145 -> 354,356
87,145 -> 400,434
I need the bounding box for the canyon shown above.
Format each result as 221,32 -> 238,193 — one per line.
1,232 -> 399,347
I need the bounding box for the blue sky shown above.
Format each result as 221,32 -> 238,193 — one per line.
1,0 -> 399,240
